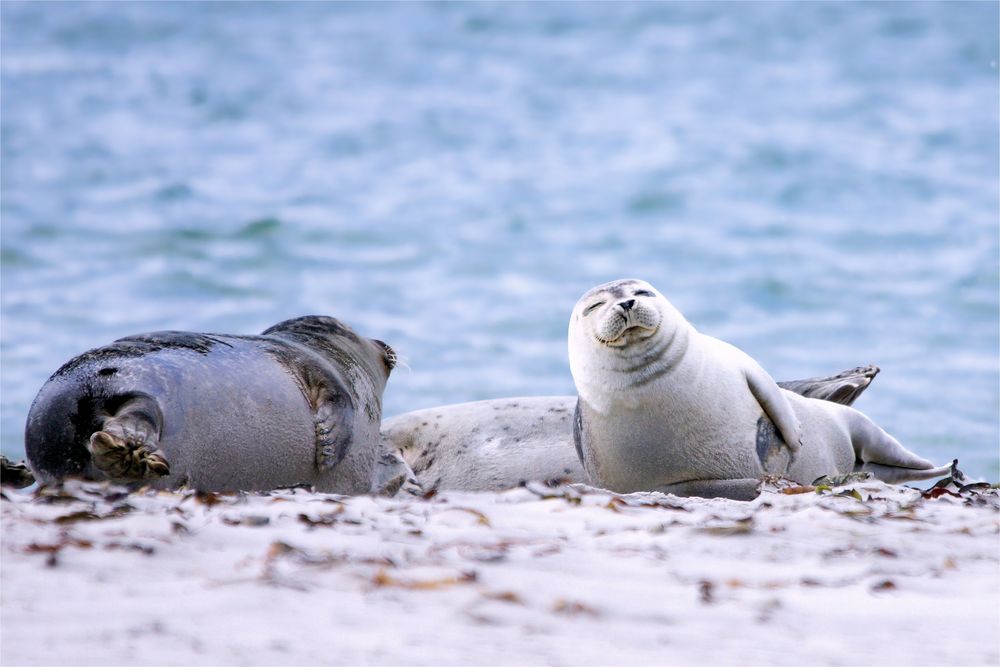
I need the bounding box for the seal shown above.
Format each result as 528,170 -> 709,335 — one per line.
382,396 -> 584,492
25,316 -> 398,494
383,365 -> 884,493
569,278 -> 953,499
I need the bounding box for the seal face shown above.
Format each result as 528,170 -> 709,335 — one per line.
25,316 -> 396,493
569,279 -> 952,499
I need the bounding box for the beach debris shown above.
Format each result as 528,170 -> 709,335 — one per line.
698,580 -> 716,604
695,516 -> 754,536
1,456 -> 35,489
24,532 -> 94,567
870,579 -> 897,593
221,514 -> 270,527
372,568 -> 477,590
552,598 -> 600,617
812,471 -> 874,487
480,590 -> 524,605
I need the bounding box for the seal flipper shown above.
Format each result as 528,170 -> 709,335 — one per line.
777,365 -> 879,406
855,461 -> 953,484
371,445 -> 421,496
745,367 -> 802,453
847,409 -> 949,483
87,394 -> 169,483
295,364 -> 355,470
573,398 -> 584,466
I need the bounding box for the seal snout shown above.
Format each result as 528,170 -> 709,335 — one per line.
594,300 -> 662,347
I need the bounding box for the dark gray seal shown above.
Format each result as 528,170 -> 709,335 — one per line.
25,316 -> 397,493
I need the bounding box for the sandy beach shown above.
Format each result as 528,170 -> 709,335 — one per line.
2,477 -> 997,667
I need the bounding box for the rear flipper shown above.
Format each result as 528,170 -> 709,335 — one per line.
88,395 -> 169,484
777,365 -> 879,406
855,461 -> 953,484
848,409 -> 950,484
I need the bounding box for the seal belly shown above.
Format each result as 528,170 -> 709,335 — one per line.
582,374 -> 765,493
150,340 -> 316,491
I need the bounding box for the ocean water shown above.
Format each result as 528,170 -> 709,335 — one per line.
2,2 -> 997,479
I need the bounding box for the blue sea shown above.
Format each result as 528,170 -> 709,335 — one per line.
2,2 -> 997,479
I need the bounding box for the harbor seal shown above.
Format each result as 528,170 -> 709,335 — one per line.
569,278 -> 953,500
25,316 -> 398,494
383,366 -> 883,492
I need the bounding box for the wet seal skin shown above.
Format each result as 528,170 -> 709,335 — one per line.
569,278 -> 955,500
25,316 -> 398,494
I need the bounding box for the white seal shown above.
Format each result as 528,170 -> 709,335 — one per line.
569,278 -> 952,500
381,396 -> 585,492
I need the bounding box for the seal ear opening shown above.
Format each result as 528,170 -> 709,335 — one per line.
372,340 -> 397,374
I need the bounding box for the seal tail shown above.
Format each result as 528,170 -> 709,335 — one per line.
777,364 -> 879,406
87,394 -> 170,484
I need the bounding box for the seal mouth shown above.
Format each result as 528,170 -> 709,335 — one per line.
595,322 -> 660,347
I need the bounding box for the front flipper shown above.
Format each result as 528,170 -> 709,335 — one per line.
87,394 -> 169,484
371,446 -> 421,496
777,365 -> 879,406
309,385 -> 354,468
655,478 -> 761,501
299,365 -> 355,470
745,367 -> 802,453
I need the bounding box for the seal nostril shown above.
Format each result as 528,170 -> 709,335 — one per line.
621,299 -> 635,311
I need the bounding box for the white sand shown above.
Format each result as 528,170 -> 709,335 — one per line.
2,479 -> 998,667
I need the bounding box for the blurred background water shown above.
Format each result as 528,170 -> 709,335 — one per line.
2,2 -> 997,479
